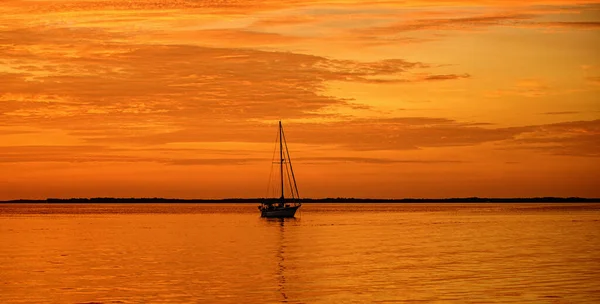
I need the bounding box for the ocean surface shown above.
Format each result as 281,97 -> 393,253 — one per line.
1,203 -> 599,303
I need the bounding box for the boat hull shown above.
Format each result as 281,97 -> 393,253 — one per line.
260,205 -> 300,218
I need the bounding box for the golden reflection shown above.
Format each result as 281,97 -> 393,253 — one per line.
264,217 -> 298,303
1,203 -> 600,303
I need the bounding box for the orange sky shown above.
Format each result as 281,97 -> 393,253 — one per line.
1,0 -> 599,199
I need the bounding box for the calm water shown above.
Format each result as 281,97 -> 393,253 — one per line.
1,203 -> 599,303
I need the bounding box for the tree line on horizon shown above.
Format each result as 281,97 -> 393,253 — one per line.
1,197 -> 598,203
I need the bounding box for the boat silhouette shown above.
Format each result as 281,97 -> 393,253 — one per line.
258,121 -> 301,218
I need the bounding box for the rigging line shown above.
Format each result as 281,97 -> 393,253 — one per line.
282,128 -> 298,200
266,126 -> 279,198
284,157 -> 295,200
281,127 -> 300,199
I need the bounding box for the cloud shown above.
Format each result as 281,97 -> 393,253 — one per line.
357,14 -> 534,36
1,0 -> 598,167
288,118 -> 599,157
0,129 -> 35,135
294,156 -> 466,164
3,117 -> 598,164
543,111 -> 581,115
587,76 -> 600,85
486,79 -> 550,98
86,116 -> 522,151
0,145 -> 267,165
0,26 -> 127,45
0,145 -> 135,163
283,117 -> 529,151
312,4 -> 599,48
174,156 -> 467,165
526,21 -> 600,29
3,0 -> 287,14
0,145 -> 465,165
1,37 -> 473,138
423,74 -> 470,81
511,120 -> 600,157
154,29 -> 305,47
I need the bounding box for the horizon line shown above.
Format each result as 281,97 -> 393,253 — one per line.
2,197 -> 599,203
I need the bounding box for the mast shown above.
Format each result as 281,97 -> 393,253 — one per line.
279,121 -> 284,202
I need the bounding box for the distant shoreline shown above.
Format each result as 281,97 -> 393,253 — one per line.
1,197 -> 599,203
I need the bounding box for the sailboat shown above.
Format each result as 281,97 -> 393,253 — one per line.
258,121 -> 301,218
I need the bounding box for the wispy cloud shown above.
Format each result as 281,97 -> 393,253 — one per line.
543,111 -> 581,115
423,74 -> 471,81
587,76 -> 600,85
511,120 -> 600,157
524,21 -> 600,29
486,79 -> 550,98
295,156 -> 467,164
358,14 -> 533,36
1,118 -> 598,166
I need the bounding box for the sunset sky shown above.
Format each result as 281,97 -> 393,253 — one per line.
1,0 -> 599,199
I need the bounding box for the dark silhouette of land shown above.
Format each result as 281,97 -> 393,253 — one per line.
1,197 -> 599,203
